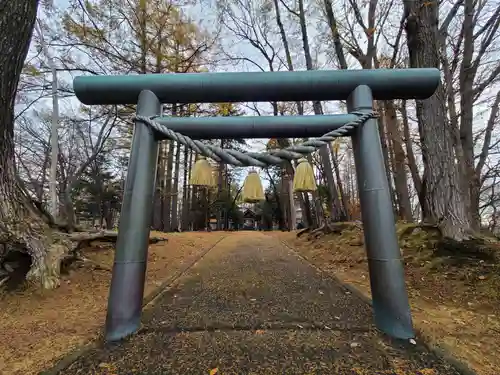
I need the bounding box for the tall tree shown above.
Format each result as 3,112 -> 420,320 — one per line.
72,153 -> 122,228
272,0 -> 331,226
0,0 -> 63,288
279,0 -> 345,221
403,0 -> 471,239
456,1 -> 500,229
62,0 -> 210,232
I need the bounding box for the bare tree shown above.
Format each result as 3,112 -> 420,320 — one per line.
34,19 -> 60,220
403,0 -> 471,240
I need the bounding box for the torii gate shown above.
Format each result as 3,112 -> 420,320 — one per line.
73,68 -> 439,342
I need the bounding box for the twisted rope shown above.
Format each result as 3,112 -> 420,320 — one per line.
134,111 -> 378,168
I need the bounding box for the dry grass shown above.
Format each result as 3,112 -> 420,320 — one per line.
0,231 -> 225,375
272,224 -> 500,375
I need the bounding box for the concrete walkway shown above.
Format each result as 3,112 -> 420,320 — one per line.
58,232 -> 462,375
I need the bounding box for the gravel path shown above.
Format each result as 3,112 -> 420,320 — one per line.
57,232 -> 463,375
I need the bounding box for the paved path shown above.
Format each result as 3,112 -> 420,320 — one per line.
58,232 -> 462,375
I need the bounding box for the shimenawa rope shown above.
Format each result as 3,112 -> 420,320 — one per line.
133,111 -> 378,167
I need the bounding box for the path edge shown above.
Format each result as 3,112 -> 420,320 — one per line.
277,238 -> 478,375
40,235 -> 226,375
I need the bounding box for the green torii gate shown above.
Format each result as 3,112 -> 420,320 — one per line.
73,68 -> 440,342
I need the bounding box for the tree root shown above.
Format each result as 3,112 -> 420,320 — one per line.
68,230 -> 167,252
397,222 -> 440,241
26,243 -> 66,289
65,231 -> 167,273
435,237 -> 500,263
305,221 -> 363,241
1,230 -> 168,290
296,227 -> 311,238
0,275 -> 9,288
307,224 -> 327,241
73,255 -> 112,272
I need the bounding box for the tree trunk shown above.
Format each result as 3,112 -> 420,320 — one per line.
190,153 -> 198,230
296,0 -> 341,221
152,142 -> 165,230
400,100 -> 424,217
268,174 -> 285,230
181,145 -> 190,231
475,91 -> 500,229
299,192 -> 313,227
0,0 -> 69,289
217,139 -> 224,230
404,0 -> 471,239
273,0 -> 328,226
323,0 -> 388,221
330,144 -> 350,220
37,148 -> 50,202
280,173 -> 292,230
170,142 -> 181,231
62,188 -> 77,231
459,0 -> 478,229
224,168 -> 231,230
163,140 -> 174,231
384,100 -> 413,221
373,101 -> 397,213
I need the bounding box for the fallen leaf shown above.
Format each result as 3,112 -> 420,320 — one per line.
418,369 -> 437,375
210,368 -> 219,375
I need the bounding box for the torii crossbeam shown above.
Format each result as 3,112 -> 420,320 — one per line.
73,68 -> 440,342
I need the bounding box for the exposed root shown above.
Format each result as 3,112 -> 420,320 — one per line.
64,230 -> 167,273
307,224 -> 327,241
63,231 -> 167,276
397,222 -> 440,240
25,236 -> 70,289
0,275 -> 9,288
73,255 -> 113,272
306,221 -> 363,241
296,227 -> 311,238
436,237 -> 500,263
1,230 -> 168,290
68,230 -> 166,252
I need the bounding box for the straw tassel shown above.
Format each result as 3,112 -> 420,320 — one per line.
293,158 -> 317,192
189,156 -> 214,186
242,170 -> 265,203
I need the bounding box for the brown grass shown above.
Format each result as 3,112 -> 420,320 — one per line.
0,231 -> 225,375
272,224 -> 500,375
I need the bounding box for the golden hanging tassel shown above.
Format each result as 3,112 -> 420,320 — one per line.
189,156 -> 214,186
242,170 -> 265,203
293,158 -> 317,192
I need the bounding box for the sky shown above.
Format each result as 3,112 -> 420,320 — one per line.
31,0 -> 276,190
36,0 -> 500,198
42,0 -> 334,189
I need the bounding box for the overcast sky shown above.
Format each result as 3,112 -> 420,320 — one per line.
39,0 -> 498,193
